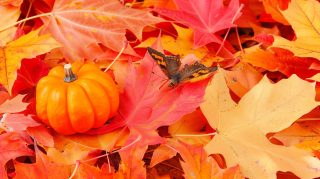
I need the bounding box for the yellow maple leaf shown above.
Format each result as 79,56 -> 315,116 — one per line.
262,0 -> 289,25
137,24 -> 208,59
201,72 -> 320,178
0,28 -> 60,95
0,5 -> 20,46
272,0 -> 320,60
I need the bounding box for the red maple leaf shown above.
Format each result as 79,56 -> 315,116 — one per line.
11,58 -> 49,97
156,0 -> 242,47
0,132 -> 33,179
87,40 -> 209,146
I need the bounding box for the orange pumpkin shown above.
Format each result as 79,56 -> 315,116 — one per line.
36,62 -> 119,135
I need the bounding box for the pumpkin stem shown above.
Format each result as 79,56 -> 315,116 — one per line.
64,64 -> 77,82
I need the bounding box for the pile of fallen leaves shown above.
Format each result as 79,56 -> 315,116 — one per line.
1,0 -> 320,178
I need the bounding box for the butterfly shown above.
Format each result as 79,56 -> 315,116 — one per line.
147,47 -> 217,87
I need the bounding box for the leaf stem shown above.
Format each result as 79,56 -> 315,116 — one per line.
69,160 -> 80,179
104,40 -> 128,72
216,4 -> 244,56
0,12 -> 53,32
173,132 -> 217,137
82,134 -> 142,163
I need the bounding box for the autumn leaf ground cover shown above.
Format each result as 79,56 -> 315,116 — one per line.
1,0 -> 320,178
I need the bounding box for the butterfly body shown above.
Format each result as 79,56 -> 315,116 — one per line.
147,47 -> 217,87
168,73 -> 182,87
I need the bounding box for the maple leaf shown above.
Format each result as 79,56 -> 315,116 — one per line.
46,135 -> 99,165
27,125 -> 54,147
168,109 -> 213,145
40,0 -> 163,60
0,132 -> 33,179
0,0 -> 23,6
201,72 -> 320,178
11,58 -> 49,96
142,0 -> 176,9
119,144 -> 148,179
0,89 -> 9,105
0,28 -> 60,95
242,46 -> 320,78
47,129 -> 128,165
166,140 -> 244,179
0,113 -> 41,132
271,0 -> 320,60
0,5 -> 20,46
0,94 -> 28,113
73,162 -> 110,178
149,144 -> 177,168
114,49 -> 208,145
156,0 -> 242,47
137,24 -> 209,59
261,0 -> 289,25
273,121 -> 320,151
14,145 -> 70,179
222,62 -> 263,97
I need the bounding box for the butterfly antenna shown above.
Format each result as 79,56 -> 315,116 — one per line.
159,79 -> 170,90
148,56 -> 168,88
215,4 -> 244,57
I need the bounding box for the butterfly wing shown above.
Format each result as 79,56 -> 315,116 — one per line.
147,47 -> 181,78
178,62 -> 217,82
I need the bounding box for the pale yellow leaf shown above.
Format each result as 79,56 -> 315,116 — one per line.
200,70 -> 237,130
201,74 -> 320,179
272,0 -> 320,59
